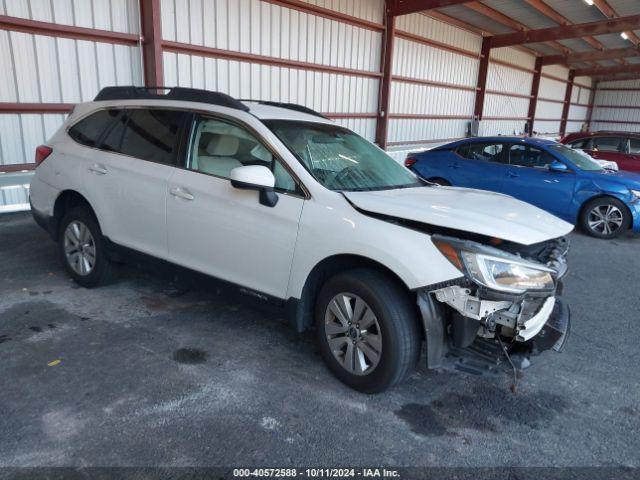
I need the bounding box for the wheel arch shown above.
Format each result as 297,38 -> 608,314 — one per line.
286,253 -> 415,333
578,193 -> 633,230
52,190 -> 99,239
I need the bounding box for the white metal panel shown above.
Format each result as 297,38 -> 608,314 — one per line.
533,119 -> 561,135
0,31 -> 143,104
390,82 -> 474,116
483,93 -> 529,119
535,100 -> 563,119
161,0 -> 382,73
591,122 -> 639,133
541,64 -> 569,81
538,76 -> 566,102
568,105 -> 588,122
490,47 -> 536,70
387,118 -> 468,145
163,51 -> 379,139
479,119 -> 528,136
3,0 -> 140,33
0,113 -> 67,167
396,13 -> 482,53
486,62 -> 533,98
392,37 -> 479,88
565,121 -> 586,133
297,0 -> 385,24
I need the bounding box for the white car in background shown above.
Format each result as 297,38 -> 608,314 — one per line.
30,87 -> 573,393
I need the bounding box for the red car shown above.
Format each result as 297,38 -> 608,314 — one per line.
560,131 -> 640,173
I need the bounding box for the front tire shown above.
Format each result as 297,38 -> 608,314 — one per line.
315,269 -> 421,393
580,197 -> 630,239
58,206 -> 113,287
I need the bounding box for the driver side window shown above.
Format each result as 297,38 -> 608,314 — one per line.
508,144 -> 553,169
188,116 -> 298,193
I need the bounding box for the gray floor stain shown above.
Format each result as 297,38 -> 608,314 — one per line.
396,383 -> 569,436
173,347 -> 208,364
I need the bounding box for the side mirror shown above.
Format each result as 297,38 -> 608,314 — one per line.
230,165 -> 278,207
549,161 -> 569,173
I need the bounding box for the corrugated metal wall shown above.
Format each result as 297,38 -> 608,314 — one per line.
480,47 -> 534,136
566,75 -> 592,134
533,64 -> 568,135
591,78 -> 640,133
388,13 -> 480,150
161,0 -> 383,142
0,0 -> 143,211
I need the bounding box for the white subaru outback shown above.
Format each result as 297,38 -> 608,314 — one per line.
30,87 -> 573,393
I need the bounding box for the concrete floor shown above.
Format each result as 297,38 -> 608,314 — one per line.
1,211 -> 639,467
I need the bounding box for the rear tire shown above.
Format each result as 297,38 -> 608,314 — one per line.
315,268 -> 421,393
580,197 -> 630,239
58,206 -> 113,287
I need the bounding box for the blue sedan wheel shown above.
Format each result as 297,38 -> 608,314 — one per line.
580,197 -> 631,239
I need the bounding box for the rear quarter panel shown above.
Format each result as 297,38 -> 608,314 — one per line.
412,150 -> 455,183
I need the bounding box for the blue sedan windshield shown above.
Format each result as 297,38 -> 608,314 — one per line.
550,144 -> 603,172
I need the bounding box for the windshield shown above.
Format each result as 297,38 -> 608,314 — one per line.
551,144 -> 603,171
265,120 -> 421,191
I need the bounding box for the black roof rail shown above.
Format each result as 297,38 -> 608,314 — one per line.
94,86 -> 249,112
239,99 -> 328,119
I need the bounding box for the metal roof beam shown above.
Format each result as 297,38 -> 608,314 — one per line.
592,0 -> 640,46
488,15 -> 640,48
391,0 -> 475,16
541,47 -> 640,65
574,64 -> 640,77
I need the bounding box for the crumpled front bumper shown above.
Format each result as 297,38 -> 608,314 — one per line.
417,287 -> 571,374
528,297 -> 570,354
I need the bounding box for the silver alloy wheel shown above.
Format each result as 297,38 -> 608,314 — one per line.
324,293 -> 382,376
587,204 -> 624,235
63,220 -> 96,276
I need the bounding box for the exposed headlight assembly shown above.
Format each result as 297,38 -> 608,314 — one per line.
433,236 -> 555,294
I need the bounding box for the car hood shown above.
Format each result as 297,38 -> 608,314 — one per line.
586,169 -> 640,189
344,186 -> 574,245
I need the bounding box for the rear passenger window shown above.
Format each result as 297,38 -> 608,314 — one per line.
119,109 -> 186,165
68,109 -> 120,147
457,143 -> 504,163
629,138 -> 640,154
569,139 -> 591,150
593,137 -> 623,152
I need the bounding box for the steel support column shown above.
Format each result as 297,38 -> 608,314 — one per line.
527,57 -> 543,136
140,0 -> 163,87
473,37 -> 491,122
375,4 -> 396,149
559,70 -> 575,137
586,81 -> 599,130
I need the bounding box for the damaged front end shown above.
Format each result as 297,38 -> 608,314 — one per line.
418,235 -> 571,376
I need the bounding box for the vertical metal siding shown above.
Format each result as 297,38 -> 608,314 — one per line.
396,13 -> 482,53
2,0 -> 140,33
0,0 -> 143,210
163,51 -> 379,140
388,13 -> 481,150
592,79 -> 640,132
160,0 -> 382,140
297,0 -> 384,24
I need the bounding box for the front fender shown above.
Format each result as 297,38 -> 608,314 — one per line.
572,178 -> 636,223
286,198 -> 463,300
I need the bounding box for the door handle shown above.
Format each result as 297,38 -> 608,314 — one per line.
449,163 -> 462,169
506,171 -> 519,178
169,186 -> 194,201
88,163 -> 108,175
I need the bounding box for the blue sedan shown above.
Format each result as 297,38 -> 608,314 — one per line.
405,137 -> 640,239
